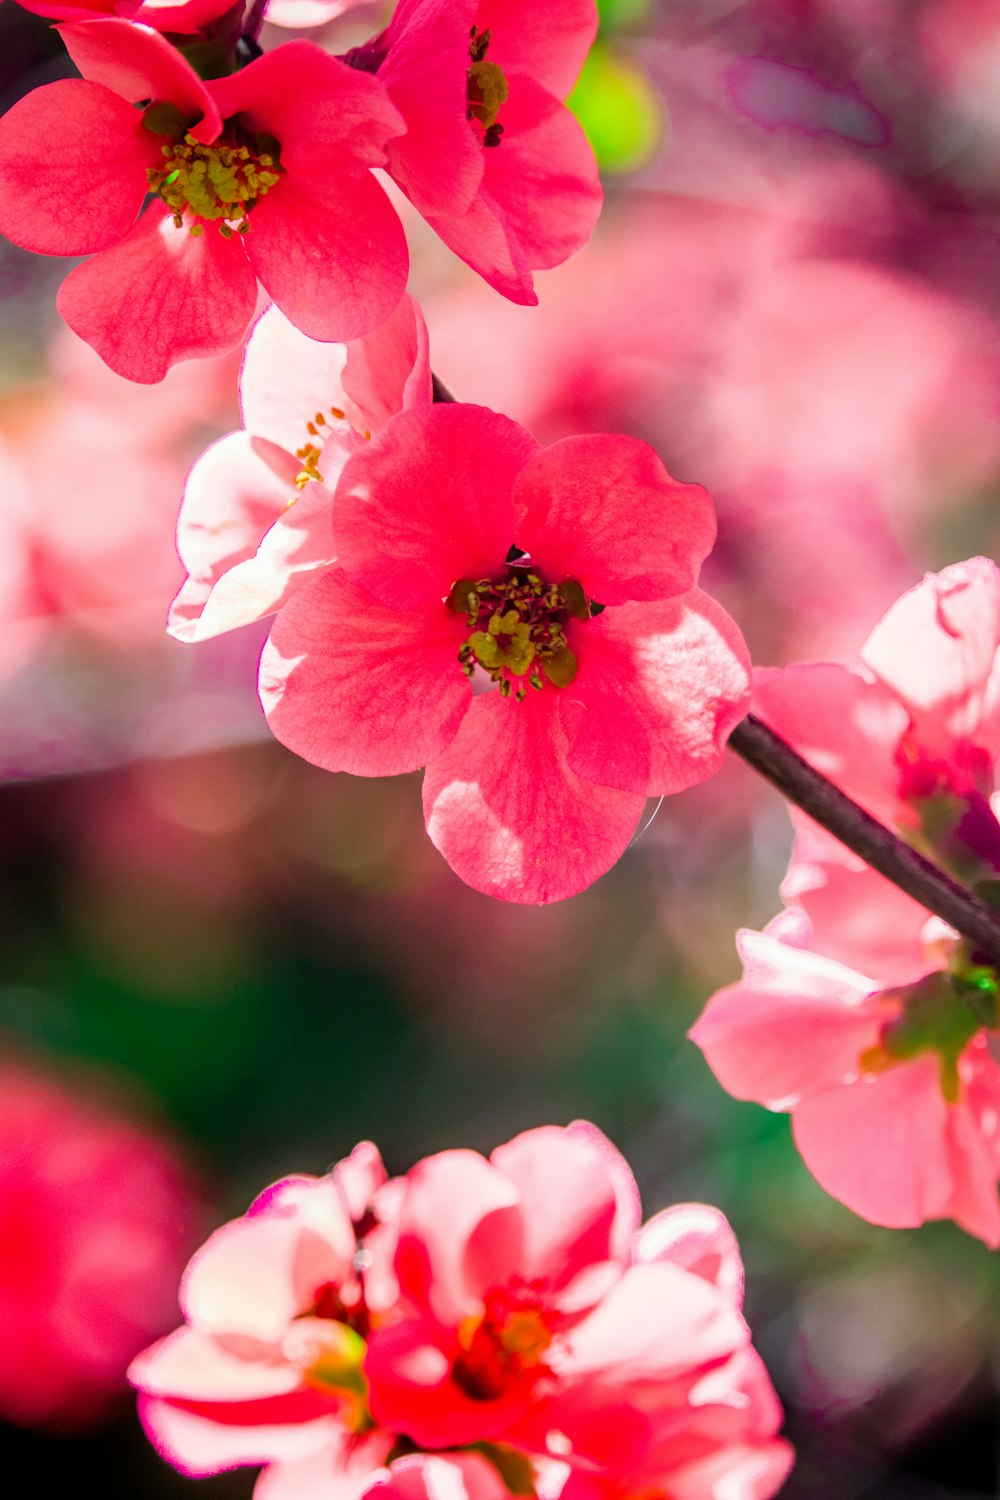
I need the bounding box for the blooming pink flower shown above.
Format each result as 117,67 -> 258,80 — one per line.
132,1125 -> 790,1500
691,559 -> 1000,1244
12,0 -> 238,29
258,403 -> 750,903
169,293 -> 431,642
347,0 -> 602,304
0,1059 -> 203,1431
0,18 -> 408,381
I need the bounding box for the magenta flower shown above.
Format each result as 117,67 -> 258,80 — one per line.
351,0 -> 602,303
169,294 -> 431,642
0,18 -> 408,381
258,404 -> 750,903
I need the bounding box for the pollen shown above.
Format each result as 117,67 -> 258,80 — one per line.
293,408 -> 348,489
147,125 -> 283,236
467,25 -> 508,146
447,565 -> 589,700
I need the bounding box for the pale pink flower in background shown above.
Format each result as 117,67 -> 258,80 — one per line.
169,294 -> 431,642
0,1060 -> 203,1430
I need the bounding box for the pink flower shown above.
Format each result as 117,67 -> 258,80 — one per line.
258,403 -> 750,903
12,0 -> 238,29
130,1142 -> 398,1476
0,18 -> 408,381
0,1059 -> 203,1431
132,1125 -> 789,1500
169,293 -> 431,642
691,559 -> 1000,1243
348,0 -> 602,304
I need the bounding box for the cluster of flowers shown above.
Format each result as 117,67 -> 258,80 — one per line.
129,1122 -> 793,1500
0,0 -> 602,381
692,559 -> 1000,1246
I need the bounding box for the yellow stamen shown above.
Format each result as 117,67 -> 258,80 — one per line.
147,130 -> 282,236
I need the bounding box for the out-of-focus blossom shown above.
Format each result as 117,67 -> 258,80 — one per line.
169,294 -> 430,642
349,0 -> 602,304
258,404 -> 750,902
132,1124 -> 791,1500
0,1059 -> 204,1430
691,559 -> 1000,1244
0,19 -> 408,380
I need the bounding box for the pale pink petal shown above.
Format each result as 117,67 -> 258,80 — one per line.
489,1125 -> 627,1289
208,43 -> 405,173
940,1091 -> 1000,1247
514,435 -> 716,606
689,930 -> 885,1108
394,1149 -> 521,1321
634,1205 -> 744,1306
241,305 -> 352,455
781,857 -> 938,984
478,77 -> 602,270
257,1435 -> 395,1500
263,0 -> 372,25
422,691 -> 646,903
860,557 -> 1000,751
479,0 -> 598,97
558,1262 -> 746,1382
341,295 -> 433,433
57,205 -> 257,382
564,1119 -> 643,1260
259,572 -> 472,776
57,17 -> 219,133
791,1057 -> 954,1229
139,1394 -> 340,1476
559,592 -> 751,797
0,81 -> 150,255
667,1441 -> 795,1500
245,173 -> 409,344
369,1452 -> 512,1500
173,428 -> 299,581
129,1327 -> 302,1401
332,405 -> 536,610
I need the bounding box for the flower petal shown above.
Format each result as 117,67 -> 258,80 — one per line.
240,305 -> 351,455
57,205 -> 257,382
0,79 -> 153,256
515,435 -> 716,606
139,1394 -> 339,1476
129,1327 -> 302,1402
422,690 -> 646,903
559,591 -> 751,797
57,17 -> 219,134
341,294 -> 433,433
480,0 -> 598,98
259,571 -> 472,776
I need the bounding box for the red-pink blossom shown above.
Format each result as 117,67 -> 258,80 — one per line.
169,294 -> 431,642
350,0 -> 602,303
11,0 -> 238,29
0,1059 -> 203,1431
257,404 -> 750,903
0,18 -> 408,381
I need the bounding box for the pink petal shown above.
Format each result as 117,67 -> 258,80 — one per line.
259,572 -> 472,776
244,173 -> 409,344
341,294 -> 433,433
139,1394 -> 340,1476
558,1261 -> 746,1381
689,930 -> 885,1108
781,857 -> 937,985
240,305 -> 351,455
791,1058 -> 954,1229
422,690 -> 646,903
57,17 -> 219,135
478,0 -> 598,98
488,1125 -> 628,1290
559,591 -> 751,797
129,1327 -> 302,1401
939,1081 -> 1000,1247
208,42 -> 405,173
478,76 -> 602,271
331,405 -> 535,611
57,205 -> 257,382
173,429 -> 299,581
370,1452 -> 513,1500
380,0 -> 484,217
425,188 -> 536,305
394,1149 -> 522,1321
634,1205 -> 744,1307
0,80 -> 151,255
514,435 -> 716,606
667,1441 -> 795,1500
257,1437 -> 395,1500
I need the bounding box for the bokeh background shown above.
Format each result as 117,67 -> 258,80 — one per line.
2,0 -> 1000,1494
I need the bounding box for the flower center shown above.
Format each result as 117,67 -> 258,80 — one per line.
467,25 -> 508,147
294,407 -> 348,490
447,564 -> 590,700
454,1284 -> 556,1401
860,961 -> 997,1102
144,109 -> 283,237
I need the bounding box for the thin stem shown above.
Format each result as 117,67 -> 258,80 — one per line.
729,714 -> 1000,970
242,0 -> 270,44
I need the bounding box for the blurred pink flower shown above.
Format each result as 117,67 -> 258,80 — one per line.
258,403 -> 750,903
0,19 -> 408,380
169,294 -> 431,642
353,0 -> 602,303
12,0 -> 238,26
0,1060 -> 203,1430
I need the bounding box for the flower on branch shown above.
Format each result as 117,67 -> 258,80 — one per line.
257,403 -> 751,903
